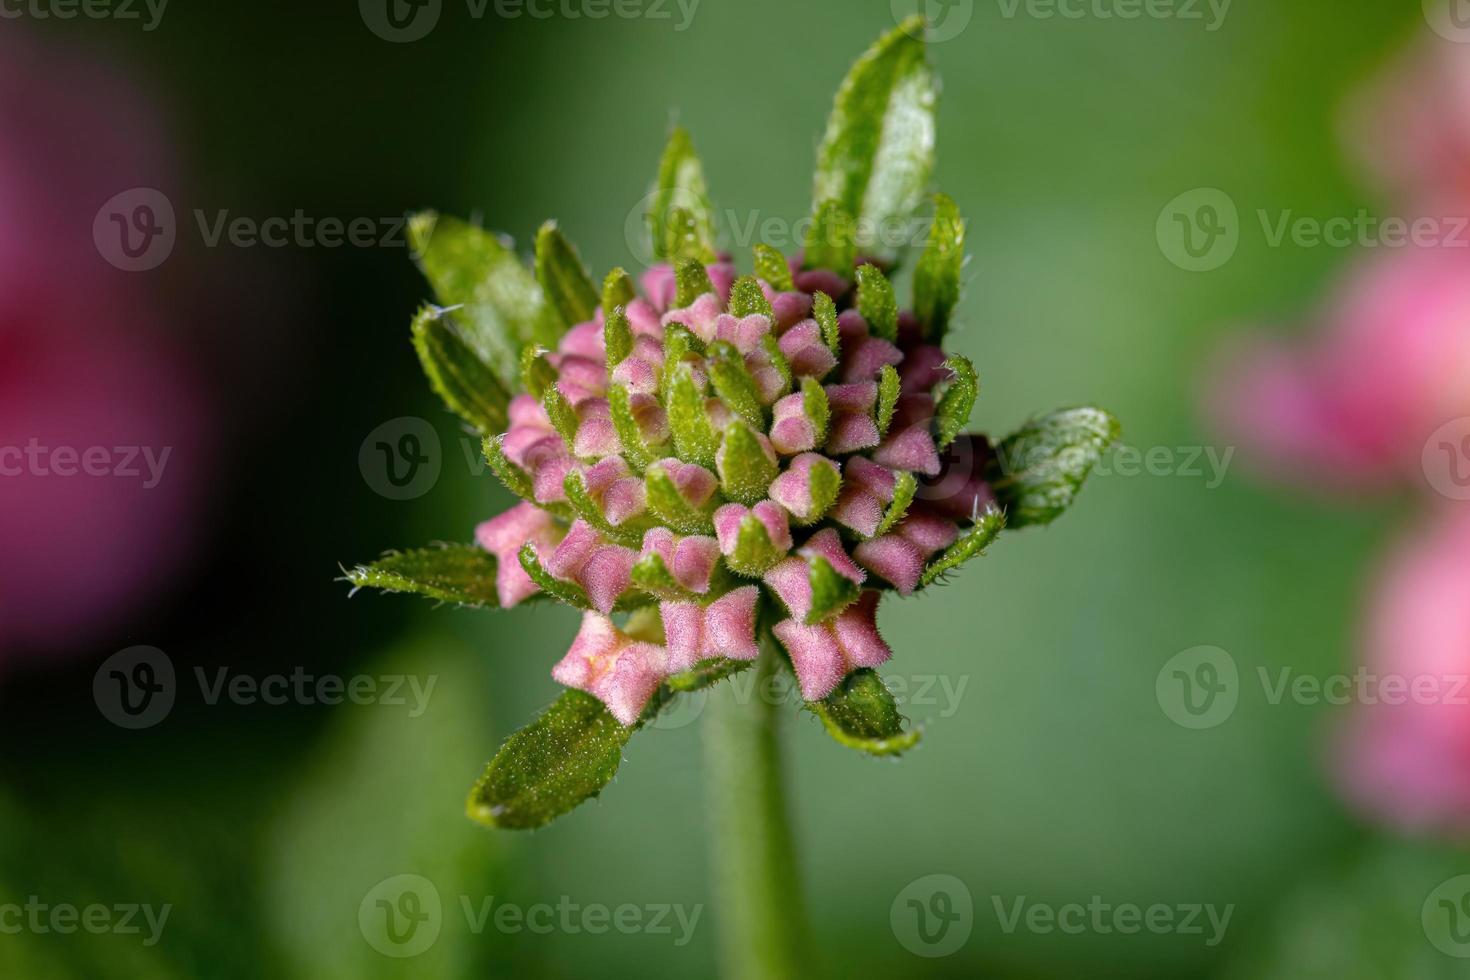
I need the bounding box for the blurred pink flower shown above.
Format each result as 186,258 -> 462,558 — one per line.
1334,508 -> 1470,837
1340,37 -> 1470,212
0,32 -> 211,661
1205,241 -> 1470,493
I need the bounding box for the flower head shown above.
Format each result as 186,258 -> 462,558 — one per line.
347,19 -> 1114,830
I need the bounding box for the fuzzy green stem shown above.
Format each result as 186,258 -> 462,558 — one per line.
702,638 -> 812,979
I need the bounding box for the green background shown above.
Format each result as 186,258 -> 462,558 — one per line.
1,1 -> 1460,976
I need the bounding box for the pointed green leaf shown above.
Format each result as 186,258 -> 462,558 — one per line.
518,542 -> 593,609
808,668 -> 921,756
921,506 -> 1005,587
803,555 -> 861,624
520,344 -> 558,399
988,407 -> 1120,528
564,470 -> 643,547
753,243 -> 795,292
345,544 -> 504,608
707,342 -> 765,429
875,470 -> 917,537
813,290 -> 842,354
914,193 -> 965,339
801,376 -> 831,445
534,220 -> 598,327
810,19 -> 937,257
716,420 -> 779,505
794,458 -> 842,526
645,464 -> 717,535
467,689 -> 633,829
483,434 -> 534,502
804,199 -> 857,274
603,306 -> 634,368
876,363 -> 901,436
410,305 -> 511,434
650,127 -> 717,264
934,354 -> 977,450
726,514 -> 784,576
727,274 -> 775,322
409,212 -> 562,383
541,386 -> 580,450
675,258 -> 717,309
660,323 -> 704,396
856,264 -> 899,342
667,365 -> 718,468
602,267 -> 636,319
607,385 -> 655,471
630,550 -> 697,601
663,657 -> 751,693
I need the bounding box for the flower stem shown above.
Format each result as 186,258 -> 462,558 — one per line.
702,637 -> 812,979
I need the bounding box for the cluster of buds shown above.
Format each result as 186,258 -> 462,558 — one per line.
348,18 -> 1113,828
475,251 -> 987,723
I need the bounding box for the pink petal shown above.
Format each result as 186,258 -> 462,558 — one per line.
546,520 -> 602,579
833,591 -> 892,668
800,527 -> 865,584
672,535 -> 720,593
873,425 -> 941,476
559,320 -> 605,361
769,453 -> 840,521
853,534 -> 926,595
769,292 -> 814,333
772,618 -> 847,702
825,412 -> 881,455
714,313 -> 772,353
704,586 -> 760,660
841,336 -> 904,383
764,556 -> 815,621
